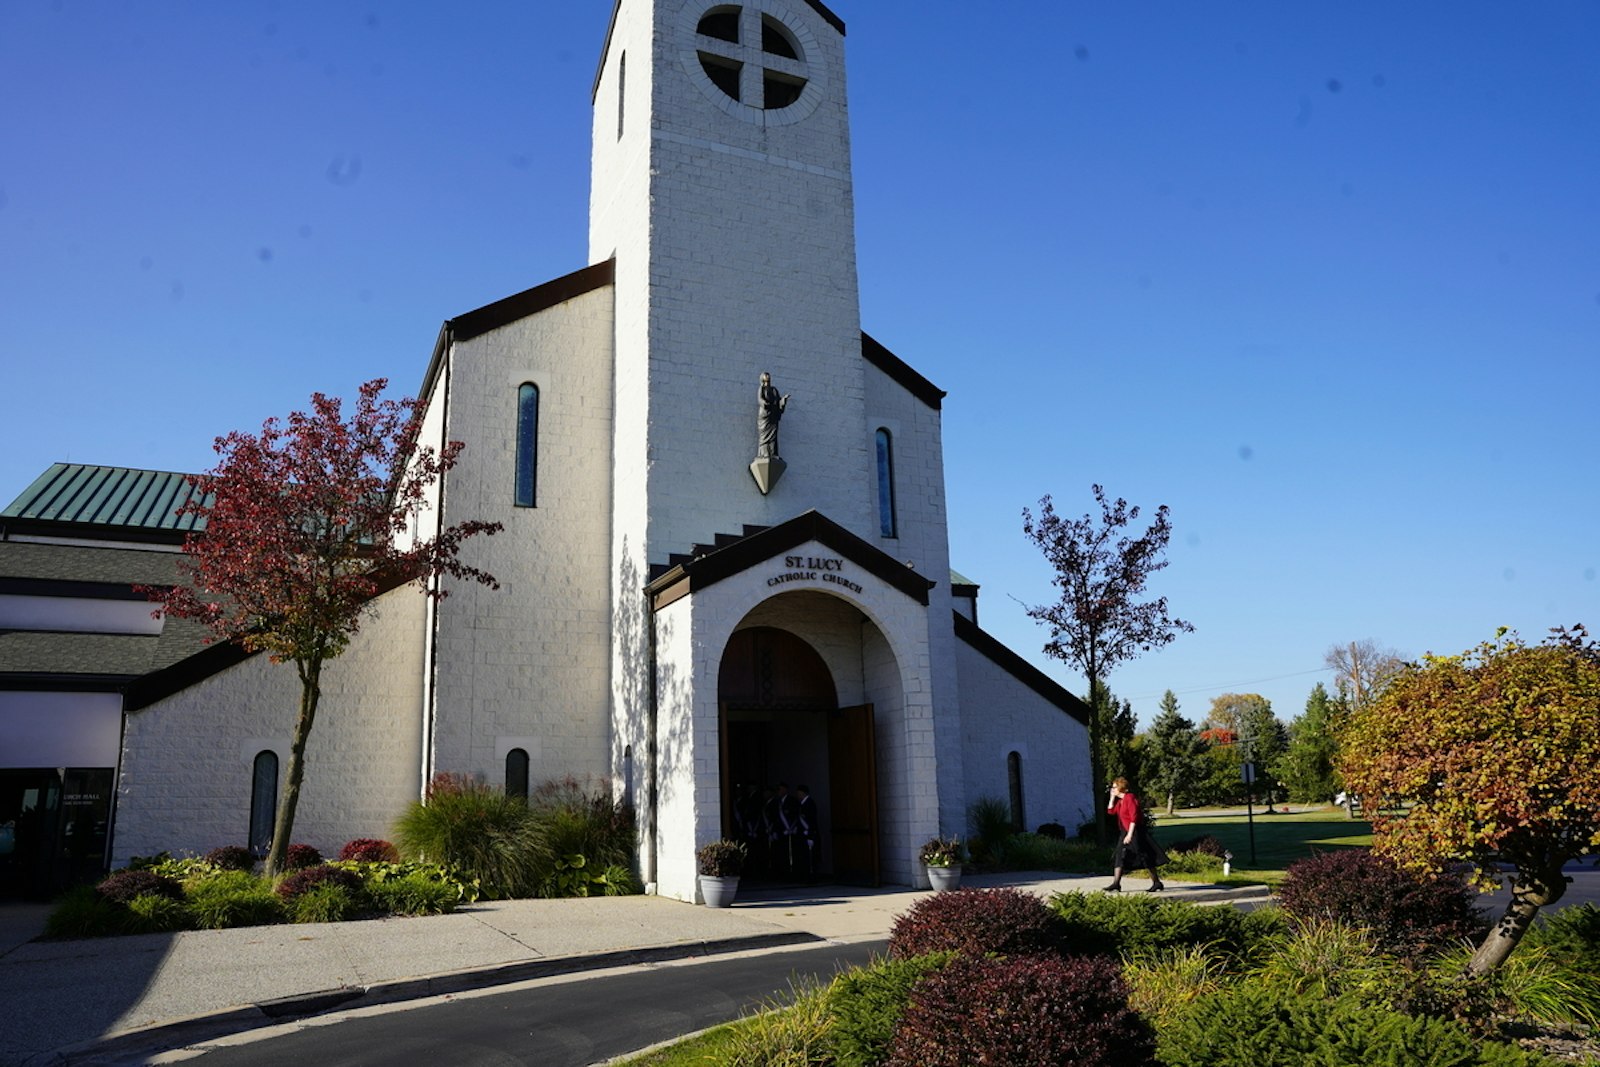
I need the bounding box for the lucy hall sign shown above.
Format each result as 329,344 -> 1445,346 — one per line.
767,554 -> 864,595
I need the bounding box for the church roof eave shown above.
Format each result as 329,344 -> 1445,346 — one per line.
861,333 -> 945,411
646,510 -> 934,611
952,611 -> 1092,726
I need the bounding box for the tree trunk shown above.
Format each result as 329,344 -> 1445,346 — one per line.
264,657 -> 324,878
1466,863 -> 1567,975
1165,791 -> 1176,817
1086,667 -> 1107,846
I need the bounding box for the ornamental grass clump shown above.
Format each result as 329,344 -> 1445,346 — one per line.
888,886 -> 1068,960
888,954 -> 1154,1067
394,773 -> 549,898
1277,849 -> 1484,959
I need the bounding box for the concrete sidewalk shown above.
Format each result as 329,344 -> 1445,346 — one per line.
0,873 -> 1268,1066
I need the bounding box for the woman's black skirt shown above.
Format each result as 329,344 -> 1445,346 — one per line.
1114,824 -> 1168,870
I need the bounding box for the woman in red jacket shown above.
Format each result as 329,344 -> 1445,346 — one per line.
1105,777 -> 1165,892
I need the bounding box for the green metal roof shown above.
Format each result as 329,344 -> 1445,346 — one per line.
2,464 -> 208,532
949,568 -> 979,589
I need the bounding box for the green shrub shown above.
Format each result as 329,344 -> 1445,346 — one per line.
593,863 -> 639,896
825,952 -> 953,1067
1277,850 -> 1485,958
186,870 -> 283,929
888,954 -> 1155,1067
1156,980 -> 1555,1067
1048,890 -> 1285,962
125,893 -> 193,934
889,887 -> 1068,960
289,883 -> 365,924
45,885 -> 126,939
365,871 -> 459,916
97,869 -> 184,904
202,845 -> 256,871
1159,849 -> 1226,876
394,774 -> 549,898
342,859 -> 480,903
723,982 -> 834,1067
991,832 -> 1108,873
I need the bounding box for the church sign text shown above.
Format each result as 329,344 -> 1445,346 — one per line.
767,555 -> 864,595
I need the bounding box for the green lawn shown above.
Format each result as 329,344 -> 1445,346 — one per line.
1153,804 -> 1373,885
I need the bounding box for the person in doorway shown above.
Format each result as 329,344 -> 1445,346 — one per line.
794,783 -> 819,879
776,782 -> 801,877
761,785 -> 781,876
1105,777 -> 1165,892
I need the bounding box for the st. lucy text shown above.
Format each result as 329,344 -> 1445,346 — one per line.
768,556 -> 863,594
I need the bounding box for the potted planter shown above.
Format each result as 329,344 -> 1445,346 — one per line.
919,835 -> 964,891
696,839 -> 747,908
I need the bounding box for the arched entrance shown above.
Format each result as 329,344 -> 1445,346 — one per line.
718,624 -> 879,885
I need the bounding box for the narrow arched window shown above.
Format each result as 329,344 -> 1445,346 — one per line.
505,747 -> 529,801
617,52 -> 626,140
875,428 -> 897,538
1007,751 -> 1025,833
249,751 -> 278,856
515,383 -> 539,508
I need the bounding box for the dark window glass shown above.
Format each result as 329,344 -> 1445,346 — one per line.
763,73 -> 804,110
249,751 -> 278,856
761,16 -> 798,59
515,383 -> 539,508
875,428 -> 897,537
1007,751 -> 1026,833
506,748 -> 530,801
697,9 -> 740,43
700,54 -> 742,101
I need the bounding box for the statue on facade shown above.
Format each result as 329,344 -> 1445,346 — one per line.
757,372 -> 789,458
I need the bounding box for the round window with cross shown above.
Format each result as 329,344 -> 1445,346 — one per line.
681,2 -> 823,125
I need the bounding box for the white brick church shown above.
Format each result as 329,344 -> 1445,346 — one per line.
0,0 -> 1092,902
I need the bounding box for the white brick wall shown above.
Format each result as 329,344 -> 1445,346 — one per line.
113,586 -> 428,865
429,286 -> 617,791
955,637 -> 1095,836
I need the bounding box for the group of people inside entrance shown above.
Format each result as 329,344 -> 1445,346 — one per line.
1105,776 -> 1167,892
732,782 -> 819,880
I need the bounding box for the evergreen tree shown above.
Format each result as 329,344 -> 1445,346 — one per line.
1274,682 -> 1343,802
1143,690 -> 1207,814
1092,681 -> 1139,788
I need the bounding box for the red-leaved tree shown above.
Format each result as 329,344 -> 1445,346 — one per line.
148,379 -> 501,876
1023,485 -> 1193,842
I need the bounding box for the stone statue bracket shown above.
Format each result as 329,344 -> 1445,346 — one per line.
750,371 -> 789,494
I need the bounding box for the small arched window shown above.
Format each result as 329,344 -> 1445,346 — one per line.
505,747 -> 530,801
1007,751 -> 1026,833
515,383 -> 539,508
249,750 -> 278,856
875,428 -> 897,538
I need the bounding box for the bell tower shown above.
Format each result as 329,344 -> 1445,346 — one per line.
589,0 -> 868,566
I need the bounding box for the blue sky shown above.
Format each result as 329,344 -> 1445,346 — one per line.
3,2 -> 1596,728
